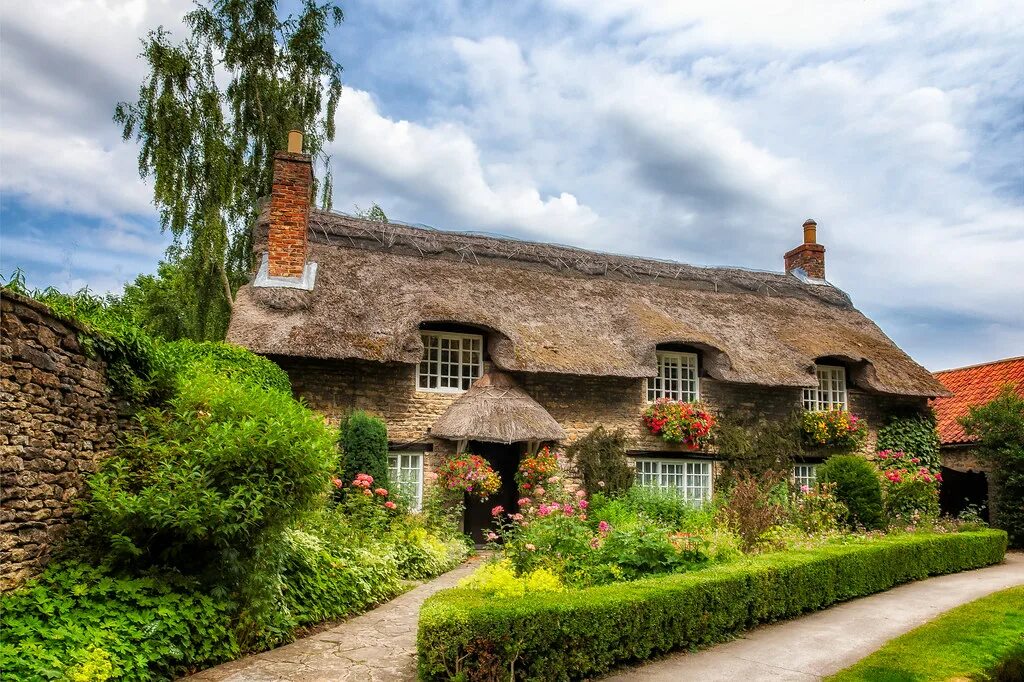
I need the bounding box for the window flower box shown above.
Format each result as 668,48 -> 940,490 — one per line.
641,399 -> 716,448
801,409 -> 866,449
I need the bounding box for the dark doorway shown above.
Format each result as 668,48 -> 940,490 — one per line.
940,467 -> 989,521
464,441 -> 521,544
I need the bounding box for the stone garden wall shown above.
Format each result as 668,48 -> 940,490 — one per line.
0,292 -> 120,591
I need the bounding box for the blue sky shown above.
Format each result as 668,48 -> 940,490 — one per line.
1,0 -> 1022,370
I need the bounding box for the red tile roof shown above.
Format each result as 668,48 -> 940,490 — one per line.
931,357 -> 1024,445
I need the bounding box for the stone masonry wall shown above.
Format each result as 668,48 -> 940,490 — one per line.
275,355 -> 926,484
0,292 -> 120,591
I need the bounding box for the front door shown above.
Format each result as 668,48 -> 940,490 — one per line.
464,441 -> 521,544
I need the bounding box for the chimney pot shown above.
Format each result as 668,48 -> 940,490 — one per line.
287,129 -> 304,154
802,218 -> 817,244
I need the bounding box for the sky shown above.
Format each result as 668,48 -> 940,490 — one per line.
1,0 -> 1022,371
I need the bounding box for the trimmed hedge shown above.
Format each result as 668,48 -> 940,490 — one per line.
417,530 -> 1007,680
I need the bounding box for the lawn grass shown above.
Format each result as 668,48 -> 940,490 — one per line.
828,585 -> 1024,682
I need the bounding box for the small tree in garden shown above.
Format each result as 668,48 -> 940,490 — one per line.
339,411 -> 390,491
962,384 -> 1024,547
566,426 -> 634,496
817,455 -> 884,529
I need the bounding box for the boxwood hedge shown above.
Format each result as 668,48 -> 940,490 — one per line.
417,530 -> 1007,681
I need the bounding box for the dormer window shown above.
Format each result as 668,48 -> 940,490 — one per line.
417,331 -> 483,392
647,351 -> 699,402
803,365 -> 847,411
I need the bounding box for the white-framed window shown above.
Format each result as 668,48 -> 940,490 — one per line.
647,351 -> 699,402
634,458 -> 713,506
802,365 -> 847,411
388,452 -> 423,511
793,464 -> 818,490
417,332 -> 483,392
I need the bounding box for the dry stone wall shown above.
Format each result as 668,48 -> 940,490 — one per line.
0,292 -> 120,591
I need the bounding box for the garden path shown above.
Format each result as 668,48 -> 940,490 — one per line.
185,554 -> 486,682
610,551 -> 1024,681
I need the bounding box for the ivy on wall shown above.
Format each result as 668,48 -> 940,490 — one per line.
876,413 -> 942,471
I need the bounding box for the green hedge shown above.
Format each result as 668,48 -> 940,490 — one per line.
417,530 -> 1007,681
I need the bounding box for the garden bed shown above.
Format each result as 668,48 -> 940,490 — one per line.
417,529 -> 1007,681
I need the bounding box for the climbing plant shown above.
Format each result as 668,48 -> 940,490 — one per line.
876,412 -> 941,471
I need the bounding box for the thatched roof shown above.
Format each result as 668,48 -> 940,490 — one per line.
227,209 -> 949,398
431,372 -> 566,443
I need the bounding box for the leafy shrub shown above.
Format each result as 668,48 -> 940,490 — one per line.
163,339 -> 292,393
876,413 -> 941,471
714,412 -> 804,484
802,410 -> 867,449
818,455 -> 884,529
458,559 -> 564,598
787,482 -> 848,535
642,399 -> 716,447
877,452 -> 941,525
717,473 -> 786,550
82,370 -> 338,645
962,385 -> 1024,548
0,561 -> 237,681
418,530 -> 1007,681
566,426 -> 634,496
280,528 -> 403,628
581,521 -> 710,584
591,486 -> 708,531
388,525 -> 469,580
339,411 -> 390,491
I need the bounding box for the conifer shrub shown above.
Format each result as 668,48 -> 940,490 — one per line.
339,411 -> 390,490
818,455 -> 884,529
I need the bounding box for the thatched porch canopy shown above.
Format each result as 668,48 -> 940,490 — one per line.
431,372 -> 566,444
227,209 -> 950,398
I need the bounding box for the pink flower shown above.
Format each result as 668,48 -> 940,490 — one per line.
578,499 -> 589,509
598,520 -> 611,534
800,485 -> 811,493
491,505 -> 505,517
548,476 -> 560,483
375,488 -> 388,496
518,497 -> 531,506
936,472 -> 943,482
384,501 -> 397,510
878,452 -> 889,460
590,537 -> 600,549
575,489 -> 586,498
911,457 -> 920,464
563,504 -> 575,517
511,513 -> 524,522
486,532 -> 499,541
525,543 -> 536,551
331,477 -> 343,489
535,486 -> 546,496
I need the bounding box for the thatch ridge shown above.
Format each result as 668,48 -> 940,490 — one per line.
431,372 -> 566,444
228,210 -> 950,398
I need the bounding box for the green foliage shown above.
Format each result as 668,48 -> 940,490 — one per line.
0,561 -> 238,681
566,426 -> 634,496
3,278 -> 175,405
590,486 -> 704,531
280,528 -> 402,627
883,477 -> 940,526
417,530 -> 1008,681
338,411 -> 390,490
458,559 -> 565,599
717,473 -> 787,550
818,455 -> 884,529
787,483 -> 848,535
163,338 -> 291,393
81,370 -> 338,646
961,384 -> 1024,547
114,0 -> 344,336
714,411 -> 804,483
876,412 -> 941,471
827,585 -> 1024,682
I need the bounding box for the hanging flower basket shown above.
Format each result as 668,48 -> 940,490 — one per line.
437,453 -> 502,500
515,446 -> 560,493
642,399 -> 716,448
801,410 -> 867,449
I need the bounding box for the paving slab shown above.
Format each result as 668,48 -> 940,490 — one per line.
185,556 -> 485,682
609,552 -> 1024,681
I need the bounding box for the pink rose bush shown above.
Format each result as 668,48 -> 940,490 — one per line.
875,450 -> 941,524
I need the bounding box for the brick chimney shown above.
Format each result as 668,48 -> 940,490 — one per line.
784,218 -> 826,280
268,130 -> 312,279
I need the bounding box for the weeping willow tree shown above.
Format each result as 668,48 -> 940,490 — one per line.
115,0 -> 343,339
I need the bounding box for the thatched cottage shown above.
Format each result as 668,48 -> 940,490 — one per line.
227,133 -> 949,540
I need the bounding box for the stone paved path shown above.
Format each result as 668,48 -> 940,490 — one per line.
185,555 -> 485,682
608,552 -> 1024,681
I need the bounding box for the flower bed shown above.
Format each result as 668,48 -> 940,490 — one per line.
417,529 -> 1007,680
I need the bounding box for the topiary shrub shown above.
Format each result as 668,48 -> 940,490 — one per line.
339,411 -> 390,490
566,426 -> 634,496
163,339 -> 292,394
876,412 -> 941,471
817,455 -> 884,529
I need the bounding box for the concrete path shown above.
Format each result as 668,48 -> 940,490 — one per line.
185,555 -> 485,682
609,552 -> 1024,681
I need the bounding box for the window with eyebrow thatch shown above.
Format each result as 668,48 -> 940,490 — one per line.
647,351 -> 699,402
803,365 -> 848,411
417,332 -> 483,392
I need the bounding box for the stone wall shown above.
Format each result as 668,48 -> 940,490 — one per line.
0,292 -> 120,591
274,354 -> 926,481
